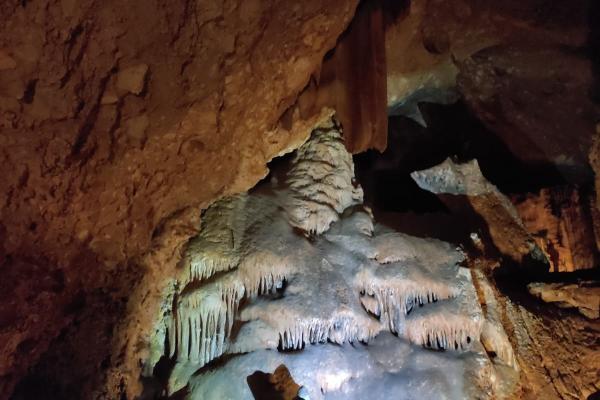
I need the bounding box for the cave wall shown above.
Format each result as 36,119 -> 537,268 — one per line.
0,0 -> 360,397
383,0 -> 600,260
384,0 -> 597,181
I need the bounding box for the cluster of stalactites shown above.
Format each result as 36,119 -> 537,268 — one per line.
359,283 -> 457,333
171,282 -> 244,365
405,313 -> 482,351
187,255 -> 238,283
278,317 -> 379,350
243,270 -> 287,299
283,123 -> 363,234
170,264 -> 287,366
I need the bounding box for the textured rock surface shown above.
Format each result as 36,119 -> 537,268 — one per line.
385,0 -> 592,123
592,125 -> 600,221
1,1 -> 598,398
411,158 -> 542,264
149,125 -> 496,399
187,333 -> 494,400
457,45 -> 598,178
0,1 -> 359,398
471,268 -> 600,399
528,282 -> 600,319
385,0 -> 459,117
325,0 -> 388,153
513,186 -> 599,272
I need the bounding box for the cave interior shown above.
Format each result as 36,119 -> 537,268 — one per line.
1,0 -> 599,399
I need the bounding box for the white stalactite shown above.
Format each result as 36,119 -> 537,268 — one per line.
145,120 -> 491,397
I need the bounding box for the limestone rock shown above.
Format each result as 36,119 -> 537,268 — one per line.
385,0 -> 459,122
385,0 -> 590,127
513,186 -> 599,272
457,45 -> 598,176
411,158 -> 542,264
591,125 -> 600,243
471,267 -> 600,399
0,50 -> 16,70
528,282 -> 600,319
116,63 -> 148,95
149,125 -> 492,399
124,113 -> 149,145
0,0 -> 359,397
187,333 -> 494,400
284,122 -> 363,234
410,158 -> 497,196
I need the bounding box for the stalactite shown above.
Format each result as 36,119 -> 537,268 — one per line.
173,281 -> 244,365
146,122 -> 487,397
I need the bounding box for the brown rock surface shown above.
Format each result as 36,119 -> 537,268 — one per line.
247,364 -> 302,400
323,0 -> 388,154
592,125 -> 600,215
0,0 -> 358,397
385,0 -> 591,112
528,282 -> 600,319
457,45 -> 598,175
289,0 -> 389,154
472,268 -> 600,400
385,0 -> 458,107
513,186 -> 599,272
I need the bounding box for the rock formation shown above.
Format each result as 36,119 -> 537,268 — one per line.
1,0 -> 599,398
0,1 -> 360,397
411,158 -> 544,264
528,282 -> 600,319
513,187 -> 599,272
144,123 -> 501,399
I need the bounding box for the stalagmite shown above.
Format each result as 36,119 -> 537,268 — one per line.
472,269 -> 518,370
284,122 -> 364,234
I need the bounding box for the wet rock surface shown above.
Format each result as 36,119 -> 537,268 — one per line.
150,124 -> 493,400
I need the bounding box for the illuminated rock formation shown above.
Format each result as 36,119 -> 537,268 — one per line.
411,158 -> 544,264
143,123 -> 499,398
513,186 -> 599,272
2,1 -> 597,399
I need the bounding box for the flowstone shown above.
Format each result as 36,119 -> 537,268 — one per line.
144,121 -> 498,398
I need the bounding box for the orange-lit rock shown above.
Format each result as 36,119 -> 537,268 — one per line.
513,186 -> 599,272
0,1 -> 358,397
528,282 -> 600,319
591,126 -> 600,250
